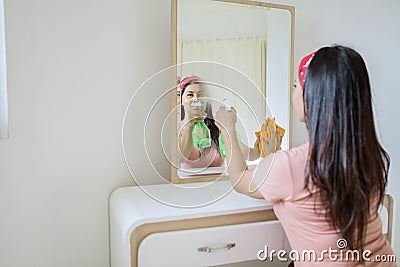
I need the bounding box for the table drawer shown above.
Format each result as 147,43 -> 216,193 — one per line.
138,220 -> 284,266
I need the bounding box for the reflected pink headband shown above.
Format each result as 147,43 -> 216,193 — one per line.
298,51 -> 316,89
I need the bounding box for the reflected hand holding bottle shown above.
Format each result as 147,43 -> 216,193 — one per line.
184,99 -> 207,123
180,99 -> 211,151
214,105 -> 237,133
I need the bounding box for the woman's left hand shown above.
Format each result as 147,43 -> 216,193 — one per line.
260,124 -> 282,155
215,106 -> 237,133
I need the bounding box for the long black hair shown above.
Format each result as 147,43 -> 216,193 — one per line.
303,45 -> 390,252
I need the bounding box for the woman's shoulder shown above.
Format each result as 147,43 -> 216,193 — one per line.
258,142 -> 309,170
254,143 -> 309,202
287,142 -> 309,154
275,142 -> 309,162
270,142 -> 309,182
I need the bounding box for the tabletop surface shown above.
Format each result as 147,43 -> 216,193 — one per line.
110,180 -> 274,232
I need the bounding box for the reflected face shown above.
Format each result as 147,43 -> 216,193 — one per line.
292,79 -> 305,122
181,83 -> 206,120
182,83 -> 203,103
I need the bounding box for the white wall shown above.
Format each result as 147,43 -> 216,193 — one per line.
0,0 -> 170,266
1,0 -> 399,267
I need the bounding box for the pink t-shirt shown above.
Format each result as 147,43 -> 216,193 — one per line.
178,123 -> 224,169
253,143 -> 395,266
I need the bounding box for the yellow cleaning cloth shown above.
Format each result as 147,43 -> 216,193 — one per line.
255,117 -> 285,157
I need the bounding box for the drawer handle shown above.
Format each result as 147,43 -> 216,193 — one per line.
198,243 -> 236,253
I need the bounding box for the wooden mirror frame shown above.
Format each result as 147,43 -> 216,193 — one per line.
170,0 -> 295,184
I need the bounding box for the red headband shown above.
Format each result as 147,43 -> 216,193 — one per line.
179,75 -> 200,104
298,51 -> 316,88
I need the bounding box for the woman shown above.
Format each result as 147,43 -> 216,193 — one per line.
178,75 -> 225,169
178,75 -> 260,169
215,45 -> 395,266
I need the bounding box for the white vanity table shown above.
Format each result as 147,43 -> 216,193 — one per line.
110,180 -> 289,267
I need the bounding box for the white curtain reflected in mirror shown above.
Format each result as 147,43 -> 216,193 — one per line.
172,0 -> 294,182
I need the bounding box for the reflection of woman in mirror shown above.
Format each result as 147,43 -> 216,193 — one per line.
178,76 -> 260,169
215,45 -> 394,266
178,76 -> 224,169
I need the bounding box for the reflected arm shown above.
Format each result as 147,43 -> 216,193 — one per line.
178,122 -> 199,161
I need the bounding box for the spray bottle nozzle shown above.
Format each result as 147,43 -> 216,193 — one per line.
223,99 -> 232,111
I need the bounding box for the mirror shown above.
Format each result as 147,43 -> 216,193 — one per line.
171,0 -> 294,183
